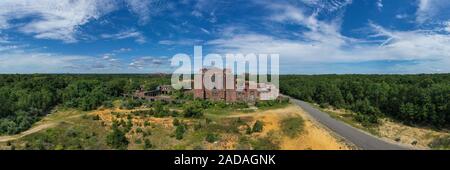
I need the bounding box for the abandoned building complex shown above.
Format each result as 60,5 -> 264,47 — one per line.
193,68 -> 278,102
132,68 -> 279,103
132,85 -> 174,102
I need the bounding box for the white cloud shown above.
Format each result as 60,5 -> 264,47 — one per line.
129,56 -> 171,71
158,39 -> 202,46
445,21 -> 450,32
299,0 -> 353,13
206,2 -> 450,73
0,42 -> 129,73
113,48 -> 132,53
126,0 -> 151,24
0,34 -> 10,44
190,0 -> 219,23
191,10 -> 203,17
416,0 -> 450,23
377,0 -> 383,11
396,14 -> 408,19
126,0 -> 172,25
200,28 -> 210,34
208,27 -> 450,73
101,29 -> 146,43
0,50 -> 90,73
0,0 -> 117,42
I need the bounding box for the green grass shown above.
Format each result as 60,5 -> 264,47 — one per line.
429,136 -> 450,150
312,104 -> 380,136
250,136 -> 280,150
9,113 -> 110,150
0,99 -> 295,150
280,117 -> 305,138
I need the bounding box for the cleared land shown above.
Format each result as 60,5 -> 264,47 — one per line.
321,106 -> 450,149
0,101 -> 351,150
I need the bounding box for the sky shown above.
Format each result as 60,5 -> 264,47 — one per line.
0,0 -> 450,74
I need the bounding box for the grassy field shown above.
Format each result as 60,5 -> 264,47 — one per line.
0,100 -> 351,150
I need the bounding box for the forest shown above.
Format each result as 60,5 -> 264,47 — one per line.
1,74 -> 449,135
0,74 -> 169,135
280,74 -> 450,128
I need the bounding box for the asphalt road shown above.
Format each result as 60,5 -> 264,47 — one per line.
289,97 -> 410,150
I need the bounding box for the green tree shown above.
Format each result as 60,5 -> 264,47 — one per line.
106,127 -> 129,150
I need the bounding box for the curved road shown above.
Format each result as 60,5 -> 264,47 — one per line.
289,97 -> 410,150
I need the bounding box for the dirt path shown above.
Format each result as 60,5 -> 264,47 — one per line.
0,113 -> 84,143
0,123 -> 58,142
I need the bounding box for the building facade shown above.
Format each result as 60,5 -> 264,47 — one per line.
193,68 -> 277,103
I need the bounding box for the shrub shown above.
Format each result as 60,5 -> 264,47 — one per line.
429,136 -> 450,149
135,127 -> 143,133
246,125 -> 252,134
173,118 -> 180,126
144,139 -> 153,149
120,99 -> 142,109
183,105 -> 203,118
354,113 -> 379,127
124,119 -> 133,132
174,125 -> 186,140
252,120 -> 264,133
205,133 -> 219,143
106,128 -> 129,150
135,138 -> 142,144
102,100 -> 114,108
251,137 -> 279,150
280,117 -> 304,138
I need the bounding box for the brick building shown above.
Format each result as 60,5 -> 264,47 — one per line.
193,68 -> 277,102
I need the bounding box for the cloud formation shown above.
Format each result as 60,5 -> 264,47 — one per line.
101,29 -> 146,43
0,0 -> 117,42
207,1 -> 450,73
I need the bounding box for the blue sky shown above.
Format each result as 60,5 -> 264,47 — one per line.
0,0 -> 450,74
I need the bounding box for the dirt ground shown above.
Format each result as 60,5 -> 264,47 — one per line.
376,119 -> 449,149
323,107 -> 450,149
1,103 -> 353,150
229,105 -> 352,150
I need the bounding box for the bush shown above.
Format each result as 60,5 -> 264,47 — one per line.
256,98 -> 289,109
232,102 -> 249,109
135,127 -> 143,133
106,128 -> 129,150
205,133 -> 219,143
251,137 -> 279,150
120,99 -> 142,110
135,138 -> 142,144
280,117 -> 304,138
354,113 -> 379,127
102,100 -> 114,108
183,105 -> 203,118
144,139 -> 153,149
174,125 -> 186,140
173,118 -> 180,126
252,120 -> 264,133
246,125 -> 252,134
429,136 -> 450,149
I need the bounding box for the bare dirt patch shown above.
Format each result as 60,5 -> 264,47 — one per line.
321,106 -> 450,149
242,105 -> 351,150
376,119 -> 449,148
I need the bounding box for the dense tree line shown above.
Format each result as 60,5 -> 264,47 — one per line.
2,74 -> 448,135
280,74 -> 450,128
0,74 -> 169,135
